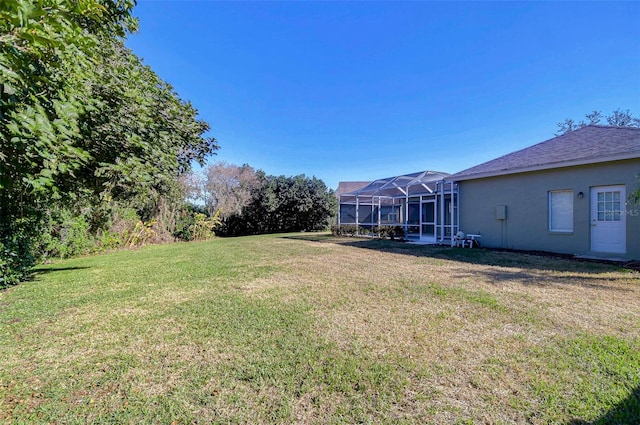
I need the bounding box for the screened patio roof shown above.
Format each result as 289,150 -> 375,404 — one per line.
341,170 -> 451,199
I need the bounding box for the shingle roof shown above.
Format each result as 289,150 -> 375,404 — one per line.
336,181 -> 371,196
450,125 -> 640,181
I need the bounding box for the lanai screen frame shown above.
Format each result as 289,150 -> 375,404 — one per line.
338,171 -> 459,244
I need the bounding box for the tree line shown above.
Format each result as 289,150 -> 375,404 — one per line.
186,162 -> 337,237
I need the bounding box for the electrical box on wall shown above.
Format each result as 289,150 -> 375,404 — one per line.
496,205 -> 507,220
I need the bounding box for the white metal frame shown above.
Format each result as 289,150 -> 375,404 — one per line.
338,171 -> 459,244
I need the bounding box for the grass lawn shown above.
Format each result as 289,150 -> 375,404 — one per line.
1,233 -> 639,424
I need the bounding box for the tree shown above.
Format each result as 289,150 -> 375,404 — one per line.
1,0 -> 136,285
0,0 -> 137,194
555,109 -> 640,206
218,172 -> 337,236
606,109 -> 640,127
199,162 -> 260,218
71,37 -> 217,220
1,1 -> 218,285
556,108 -> 640,135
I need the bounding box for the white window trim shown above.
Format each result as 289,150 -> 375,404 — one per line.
549,190 -> 574,233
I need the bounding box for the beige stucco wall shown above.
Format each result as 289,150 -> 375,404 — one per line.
457,159 -> 640,260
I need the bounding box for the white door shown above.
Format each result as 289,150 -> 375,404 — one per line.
591,186 -> 626,254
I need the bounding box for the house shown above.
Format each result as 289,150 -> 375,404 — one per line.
337,125 -> 640,260
450,125 -> 640,259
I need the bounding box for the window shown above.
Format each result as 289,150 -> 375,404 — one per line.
596,190 -> 622,222
549,190 -> 573,232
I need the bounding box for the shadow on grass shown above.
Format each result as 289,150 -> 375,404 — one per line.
282,234 -> 639,290
30,266 -> 91,277
568,385 -> 640,424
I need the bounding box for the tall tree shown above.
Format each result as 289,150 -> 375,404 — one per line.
0,1 -> 217,285
73,37 -> 217,218
1,0 -> 136,285
199,162 -> 260,218
219,172 -> 337,236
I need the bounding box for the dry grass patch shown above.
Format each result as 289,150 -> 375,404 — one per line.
248,235 -> 640,422
1,233 -> 638,424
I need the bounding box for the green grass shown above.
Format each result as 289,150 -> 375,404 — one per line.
1,233 -> 639,424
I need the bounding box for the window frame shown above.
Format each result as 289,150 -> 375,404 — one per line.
548,190 -> 574,233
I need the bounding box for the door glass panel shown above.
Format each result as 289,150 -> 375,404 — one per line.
596,191 -> 622,222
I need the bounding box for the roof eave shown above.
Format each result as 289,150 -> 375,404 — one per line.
449,152 -> 640,182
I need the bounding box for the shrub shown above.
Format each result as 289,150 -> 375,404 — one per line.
0,216 -> 43,288
392,225 -> 406,240
373,225 -> 406,240
191,210 -> 221,241
124,220 -> 158,247
337,224 -> 359,236
96,230 -> 123,251
174,207 -> 221,241
44,211 -> 94,258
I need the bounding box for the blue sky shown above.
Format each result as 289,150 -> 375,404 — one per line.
127,1 -> 640,190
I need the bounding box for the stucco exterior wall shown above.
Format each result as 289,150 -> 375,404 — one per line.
457,159 -> 640,260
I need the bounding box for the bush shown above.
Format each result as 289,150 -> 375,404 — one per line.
0,217 -> 42,288
374,225 -> 406,240
95,230 -> 124,251
331,224 -> 375,237
44,211 -> 94,258
174,207 -> 221,241
391,225 -> 406,240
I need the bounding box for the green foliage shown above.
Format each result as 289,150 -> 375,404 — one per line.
174,205 -> 220,242
43,209 -> 93,259
0,0 -> 136,193
123,219 -> 157,247
219,173 -> 337,236
374,225 -> 406,240
0,0 -> 218,285
77,38 -> 217,213
331,225 -> 406,240
190,210 -> 221,241
331,224 -> 364,237
0,217 -> 41,287
96,230 -> 124,251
